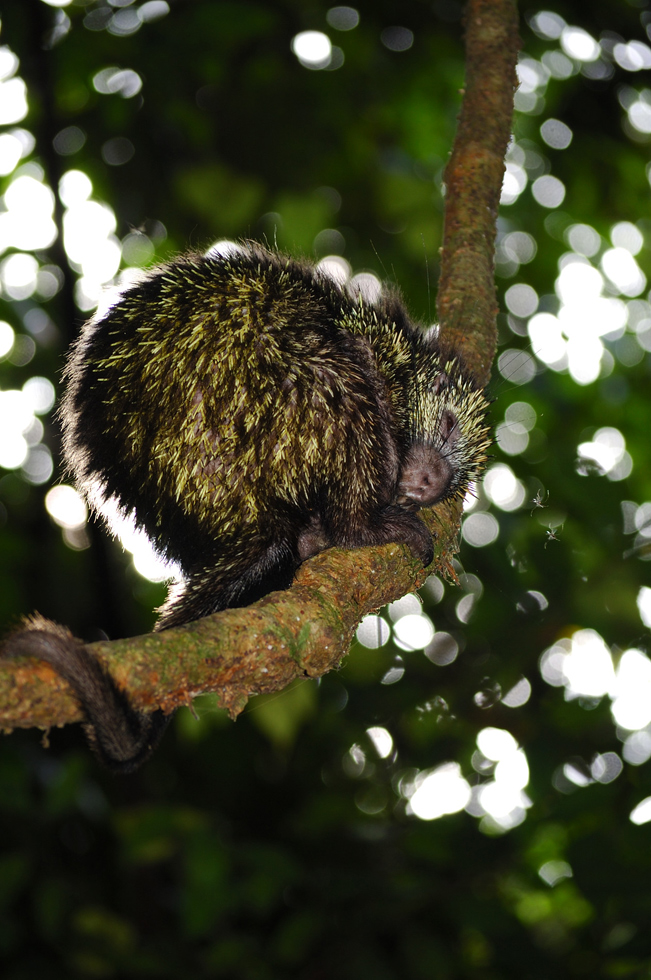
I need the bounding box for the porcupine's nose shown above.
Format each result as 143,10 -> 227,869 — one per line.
398,444 -> 454,507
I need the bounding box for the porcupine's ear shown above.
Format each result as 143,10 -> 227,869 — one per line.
1,615 -> 169,773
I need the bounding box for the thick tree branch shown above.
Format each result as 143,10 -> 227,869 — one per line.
0,0 -> 520,736
0,504 -> 460,730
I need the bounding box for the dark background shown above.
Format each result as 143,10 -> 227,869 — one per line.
1,0 -> 651,976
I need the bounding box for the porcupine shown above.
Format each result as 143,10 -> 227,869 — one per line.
2,242 -> 491,771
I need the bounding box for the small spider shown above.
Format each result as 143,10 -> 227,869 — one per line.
545,524 -> 563,548
531,489 -> 549,516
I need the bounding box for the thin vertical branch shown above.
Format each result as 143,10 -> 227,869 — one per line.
437,0 -> 520,387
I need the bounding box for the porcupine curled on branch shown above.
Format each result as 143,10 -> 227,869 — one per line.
2,242 -> 491,771
62,243 -> 490,628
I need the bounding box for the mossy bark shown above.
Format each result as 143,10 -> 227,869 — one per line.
438,0 -> 520,386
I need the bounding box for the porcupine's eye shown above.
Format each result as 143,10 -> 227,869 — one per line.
438,409 -> 459,444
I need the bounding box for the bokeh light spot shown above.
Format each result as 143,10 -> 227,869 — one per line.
367,726 -> 393,759
53,125 -> 86,156
22,444 -> 53,486
139,1 -> 170,23
462,512 -> 499,547
637,586 -> 651,628
577,427 -> 632,481
630,797 -> 651,825
0,321 -> 14,359
424,631 -> 458,666
348,272 -> 382,303
532,175 -> 566,208
22,376 -> 55,414
613,41 -> 651,72
59,169 -> 92,207
477,727 -> 518,761
1,253 -> 39,300
540,630 -> 615,699
102,137 -> 135,166
566,223 -> 601,257
502,677 -> 532,708
611,221 -> 644,255
540,118 -> 573,149
611,649 -> 651,731
92,67 -> 142,98
392,613 -> 435,651
539,860 -> 572,886
0,77 -> 28,125
326,6 -> 359,31
291,31 -> 332,69
0,132 -> 24,175
45,485 -> 88,529
409,763 -> 471,821
529,10 -> 565,40
500,162 -> 527,205
505,283 -> 539,317
601,247 -> 646,297
483,463 -> 526,511
497,348 -> 536,385
560,26 -> 599,62
356,615 -> 390,649
316,254 -> 351,285
380,26 -> 414,52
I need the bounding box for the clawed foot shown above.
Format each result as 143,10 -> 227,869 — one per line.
371,506 -> 434,567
